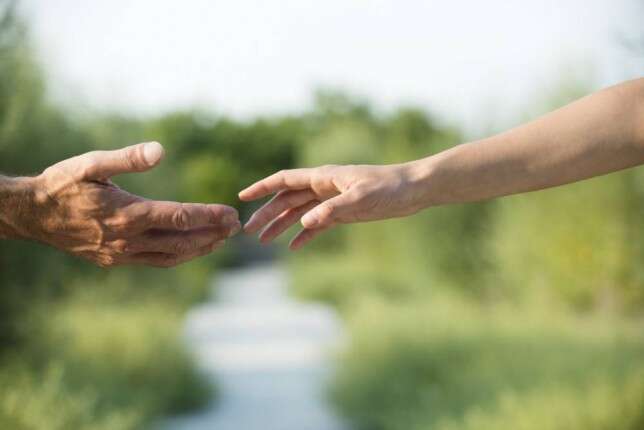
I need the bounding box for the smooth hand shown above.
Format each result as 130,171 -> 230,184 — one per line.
16,142 -> 240,267
239,164 -> 422,249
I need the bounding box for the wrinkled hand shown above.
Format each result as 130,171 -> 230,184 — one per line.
239,164 -> 422,249
22,142 -> 240,268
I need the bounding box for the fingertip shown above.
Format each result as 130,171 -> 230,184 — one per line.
224,211 -> 240,225
217,204 -> 238,215
238,188 -> 255,201
209,204 -> 238,224
142,141 -> 164,167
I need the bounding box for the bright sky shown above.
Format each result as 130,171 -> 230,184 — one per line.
22,0 -> 643,133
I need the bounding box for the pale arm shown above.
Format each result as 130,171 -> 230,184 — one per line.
240,78 -> 644,249
409,77 -> 644,206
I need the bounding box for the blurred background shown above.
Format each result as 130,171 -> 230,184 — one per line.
1,0 -> 643,428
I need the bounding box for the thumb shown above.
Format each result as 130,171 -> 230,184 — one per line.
83,141 -> 165,180
301,191 -> 360,229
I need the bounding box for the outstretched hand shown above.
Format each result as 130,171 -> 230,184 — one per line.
239,164 -> 423,249
23,142 -> 240,267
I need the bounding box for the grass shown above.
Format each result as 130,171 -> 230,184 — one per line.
487,170 -> 644,311
327,294 -> 644,430
437,369 -> 644,430
0,276 -> 212,430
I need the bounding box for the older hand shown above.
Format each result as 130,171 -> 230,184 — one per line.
12,142 -> 240,268
239,163 -> 422,249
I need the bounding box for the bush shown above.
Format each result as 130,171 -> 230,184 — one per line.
329,296 -> 644,430
40,291 -> 212,415
438,367 -> 644,430
0,5 -> 300,427
0,362 -> 142,430
0,286 -> 211,430
490,170 -> 644,310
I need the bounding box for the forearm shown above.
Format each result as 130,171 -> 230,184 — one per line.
0,175 -> 36,240
409,78 -> 644,207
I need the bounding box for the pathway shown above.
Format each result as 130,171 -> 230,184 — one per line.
161,264 -> 347,430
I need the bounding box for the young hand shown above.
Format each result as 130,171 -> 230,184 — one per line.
239,164 -> 423,249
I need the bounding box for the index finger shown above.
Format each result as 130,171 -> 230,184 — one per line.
128,201 -> 239,231
239,168 -> 313,201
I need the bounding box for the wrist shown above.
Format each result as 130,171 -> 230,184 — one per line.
399,155 -> 442,210
0,176 -> 40,240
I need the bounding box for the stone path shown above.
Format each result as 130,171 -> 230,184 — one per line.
161,264 -> 347,430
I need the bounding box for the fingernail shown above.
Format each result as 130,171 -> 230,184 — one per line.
143,141 -> 164,166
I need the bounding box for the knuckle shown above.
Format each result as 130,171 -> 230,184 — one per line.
317,165 -> 338,179
172,206 -> 191,230
276,170 -> 291,186
105,214 -> 135,233
318,202 -> 335,219
312,167 -> 334,185
272,170 -> 285,182
123,147 -> 141,171
79,153 -> 100,178
111,239 -> 129,255
83,151 -> 101,162
96,254 -> 116,268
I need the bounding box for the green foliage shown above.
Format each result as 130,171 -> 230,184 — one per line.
292,96 -> 492,305
0,3 -> 311,426
0,5 -> 215,427
490,171 -> 644,310
0,288 -> 210,430
330,297 -> 644,430
286,77 -> 644,430
2,2 -> 644,429
438,370 -> 644,430
0,363 -> 142,430
146,112 -> 301,216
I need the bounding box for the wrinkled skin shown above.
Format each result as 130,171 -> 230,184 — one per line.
10,142 -> 240,268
